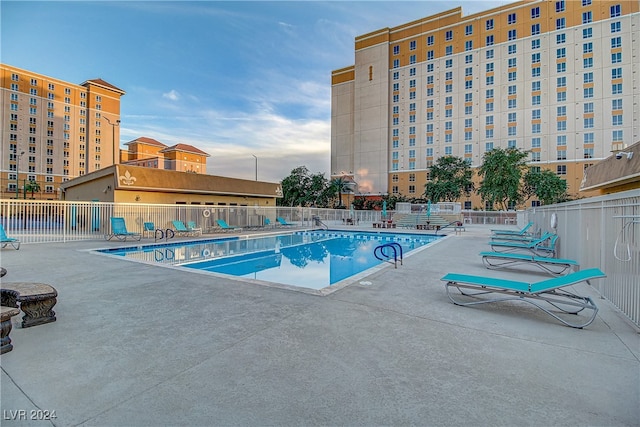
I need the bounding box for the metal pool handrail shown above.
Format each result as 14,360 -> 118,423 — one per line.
374,243 -> 403,268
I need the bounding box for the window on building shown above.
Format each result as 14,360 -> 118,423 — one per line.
508,13 -> 516,24
486,19 -> 494,30
584,148 -> 594,159
583,27 -> 592,38
584,117 -> 594,128
612,115 -> 623,126
556,165 -> 567,175
556,17 -> 565,30
612,99 -> 622,110
532,39 -> 540,50
611,21 -> 621,33
584,133 -> 594,144
531,7 -> 540,18
584,102 -> 594,113
445,30 -> 453,41
582,11 -> 592,24
612,67 -> 623,79
610,4 -> 621,17
486,49 -> 494,59
612,83 -> 623,94
393,45 -> 400,55
486,35 -> 494,46
531,137 -> 541,148
532,109 -> 541,120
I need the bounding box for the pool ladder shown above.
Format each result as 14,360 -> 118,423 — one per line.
374,243 -> 403,268
154,228 -> 175,242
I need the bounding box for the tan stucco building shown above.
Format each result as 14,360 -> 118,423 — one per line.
59,164 -> 282,206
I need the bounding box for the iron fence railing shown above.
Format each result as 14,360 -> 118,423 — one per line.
527,189 -> 640,328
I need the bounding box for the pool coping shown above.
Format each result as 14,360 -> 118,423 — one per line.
87,228 -> 452,296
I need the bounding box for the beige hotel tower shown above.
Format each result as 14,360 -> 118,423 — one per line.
1,64 -> 125,199
331,0 -> 640,208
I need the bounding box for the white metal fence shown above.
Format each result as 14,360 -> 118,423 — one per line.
527,189 -> 640,328
0,200 -> 390,243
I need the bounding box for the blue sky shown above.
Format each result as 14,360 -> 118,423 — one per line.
2,1 -> 513,182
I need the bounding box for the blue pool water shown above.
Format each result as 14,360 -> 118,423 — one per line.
98,230 -> 443,291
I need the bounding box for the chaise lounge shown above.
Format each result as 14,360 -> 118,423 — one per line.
216,219 -> 242,232
0,224 -> 20,250
441,268 -> 606,328
105,217 -> 141,241
489,233 -> 558,257
479,251 -> 578,276
491,221 -> 534,237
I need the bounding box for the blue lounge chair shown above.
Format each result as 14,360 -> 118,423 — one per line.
143,222 -> 156,238
106,217 -> 141,241
276,217 -> 294,226
264,218 -> 274,228
479,251 -> 578,276
491,221 -> 534,236
441,268 -> 606,328
489,233 -> 558,257
187,221 -> 202,235
216,219 -> 242,232
0,224 -> 20,250
172,220 -> 200,236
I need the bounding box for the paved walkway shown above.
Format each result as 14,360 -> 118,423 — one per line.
1,225 -> 638,426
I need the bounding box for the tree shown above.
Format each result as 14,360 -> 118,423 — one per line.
280,166 -> 313,207
24,180 -> 41,199
478,148 -> 529,210
330,177 -> 351,208
279,166 -> 334,207
523,169 -> 568,206
423,156 -> 474,203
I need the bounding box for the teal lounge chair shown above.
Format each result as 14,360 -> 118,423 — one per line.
143,222 -> 156,238
264,218 -> 274,228
187,221 -> 202,235
489,233 -> 558,257
441,268 -> 606,328
0,224 -> 20,250
106,217 -> 141,241
479,251 -> 578,276
216,219 -> 242,232
172,220 -> 199,236
491,221 -> 534,236
276,217 -> 294,226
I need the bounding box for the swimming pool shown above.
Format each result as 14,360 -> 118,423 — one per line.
97,230 -> 444,293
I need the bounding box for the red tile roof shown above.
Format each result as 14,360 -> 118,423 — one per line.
160,144 -> 210,157
125,137 -> 167,147
81,78 -> 125,94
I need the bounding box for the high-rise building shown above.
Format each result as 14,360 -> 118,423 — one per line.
1,64 -> 125,199
331,0 -> 640,208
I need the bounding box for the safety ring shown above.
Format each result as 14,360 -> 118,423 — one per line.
202,209 -> 211,218
202,248 -> 211,257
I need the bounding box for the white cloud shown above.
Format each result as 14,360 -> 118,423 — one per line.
162,89 -> 180,101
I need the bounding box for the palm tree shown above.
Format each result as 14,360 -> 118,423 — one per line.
24,180 -> 41,199
331,177 -> 347,208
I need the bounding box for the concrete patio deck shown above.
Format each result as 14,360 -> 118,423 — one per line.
1,225 -> 638,426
